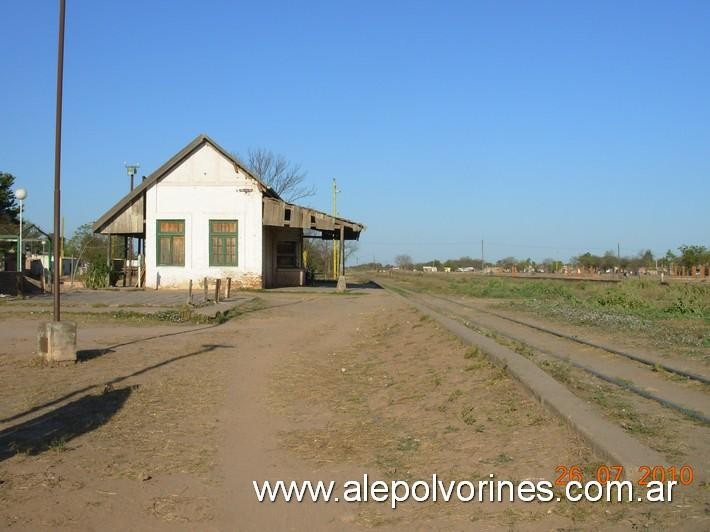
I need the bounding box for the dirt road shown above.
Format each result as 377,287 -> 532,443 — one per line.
1,288 -> 705,530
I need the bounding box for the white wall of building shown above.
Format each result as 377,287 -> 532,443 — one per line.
144,143 -> 263,288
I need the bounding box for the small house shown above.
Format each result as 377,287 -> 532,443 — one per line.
93,134 -> 364,288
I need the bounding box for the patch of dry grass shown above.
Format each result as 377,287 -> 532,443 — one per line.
268,305 -> 604,528
0,330 -> 230,528
148,494 -> 214,523
90,373 -> 223,480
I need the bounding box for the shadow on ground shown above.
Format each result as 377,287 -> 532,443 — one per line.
74,324 -> 220,363
0,386 -> 133,462
77,348 -> 117,361
1,344 -> 232,425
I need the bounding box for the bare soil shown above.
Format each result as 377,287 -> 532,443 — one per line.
1,289 -> 706,530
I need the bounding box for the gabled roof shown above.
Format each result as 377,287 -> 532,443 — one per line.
93,134 -> 280,233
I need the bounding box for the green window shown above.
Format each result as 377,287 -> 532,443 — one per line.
210,220 -> 238,266
156,220 -> 185,266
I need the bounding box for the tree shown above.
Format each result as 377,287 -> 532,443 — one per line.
303,237 -> 327,273
0,172 -> 20,225
303,237 -> 359,276
542,258 -> 563,273
638,249 -> 654,268
394,254 -> 413,270
517,257 -> 534,272
443,256 -> 483,270
242,148 -> 315,202
344,241 -> 359,263
496,257 -> 517,270
62,223 -> 110,285
65,223 -> 108,265
601,250 -> 617,271
574,252 -> 598,270
678,245 -> 708,269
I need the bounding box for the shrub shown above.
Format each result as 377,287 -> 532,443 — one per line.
83,261 -> 110,289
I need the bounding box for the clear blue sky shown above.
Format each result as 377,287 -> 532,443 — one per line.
2,0 -> 708,264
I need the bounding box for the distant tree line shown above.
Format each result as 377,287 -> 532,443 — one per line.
373,246 -> 710,274
572,246 -> 709,272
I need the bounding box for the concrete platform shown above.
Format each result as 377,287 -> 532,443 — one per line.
383,283 -> 667,482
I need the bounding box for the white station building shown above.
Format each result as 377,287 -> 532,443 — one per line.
93,134 -> 364,289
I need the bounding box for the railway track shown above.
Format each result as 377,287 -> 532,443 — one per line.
380,281 -> 710,425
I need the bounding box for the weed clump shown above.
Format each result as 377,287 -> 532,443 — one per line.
464,346 -> 480,359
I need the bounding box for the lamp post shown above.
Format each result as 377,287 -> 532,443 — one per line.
123,163 -> 139,286
125,163 -> 139,191
15,188 -> 27,272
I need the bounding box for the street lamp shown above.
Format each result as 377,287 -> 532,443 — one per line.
15,187 -> 27,272
124,163 -> 140,191
123,163 -> 139,287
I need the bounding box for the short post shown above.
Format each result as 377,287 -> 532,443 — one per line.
16,272 -> 24,299
187,279 -> 193,305
215,278 -> 221,303
226,277 -> 232,299
38,321 -> 77,362
136,253 -> 142,288
203,277 -> 209,303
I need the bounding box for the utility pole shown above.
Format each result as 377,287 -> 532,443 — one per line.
38,0 -> 77,363
481,239 -> 484,272
617,242 -> 621,275
52,0 -> 66,322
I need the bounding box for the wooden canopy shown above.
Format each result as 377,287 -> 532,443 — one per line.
262,197 -> 364,240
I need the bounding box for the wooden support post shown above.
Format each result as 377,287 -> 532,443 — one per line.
187,279 -> 193,305
336,226 -> 346,292
226,277 -> 232,299
203,277 -> 209,302
340,226 -> 345,276
128,236 -> 133,287
107,234 -> 112,287
215,279 -> 221,303
123,236 -> 128,287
